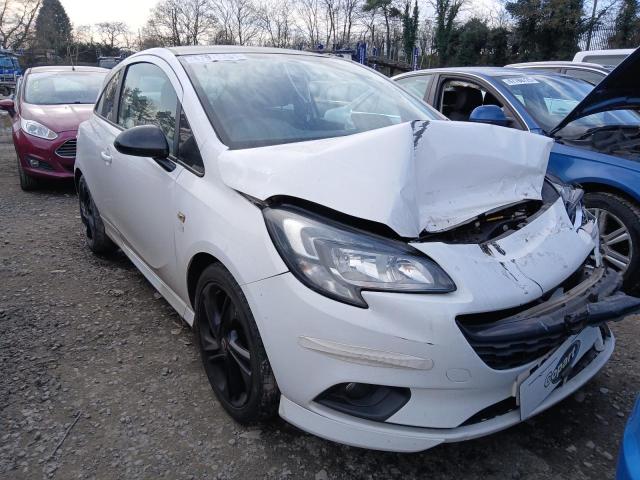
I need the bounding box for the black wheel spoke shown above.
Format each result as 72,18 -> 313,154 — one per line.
197,283 -> 254,409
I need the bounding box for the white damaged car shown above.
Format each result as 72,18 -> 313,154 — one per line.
75,47 -> 640,452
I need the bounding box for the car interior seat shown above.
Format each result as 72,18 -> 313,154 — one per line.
443,86 -> 484,121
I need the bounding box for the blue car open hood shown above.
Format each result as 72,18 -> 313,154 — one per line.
550,47 -> 640,135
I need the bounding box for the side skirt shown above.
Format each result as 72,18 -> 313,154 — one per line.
104,222 -> 196,326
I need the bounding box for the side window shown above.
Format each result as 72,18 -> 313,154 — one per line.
96,70 -> 121,123
396,75 -> 432,100
177,109 -> 204,174
440,79 -> 489,121
564,69 -> 604,86
118,63 -> 177,153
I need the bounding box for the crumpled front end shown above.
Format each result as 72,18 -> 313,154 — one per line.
219,119 -> 553,237
224,119 -> 640,451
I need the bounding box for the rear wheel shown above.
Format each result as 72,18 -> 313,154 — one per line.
194,263 -> 279,424
78,175 -> 116,254
17,157 -> 39,191
585,192 -> 640,293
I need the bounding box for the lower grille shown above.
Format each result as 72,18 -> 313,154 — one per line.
460,330 -> 568,370
55,139 -> 77,158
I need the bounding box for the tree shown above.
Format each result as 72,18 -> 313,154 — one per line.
363,0 -> 396,57
297,0 -> 320,47
454,17 -> 489,65
96,21 -> 128,50
34,0 -> 70,55
259,0 -> 295,47
214,0 -> 261,45
506,0 -> 585,61
609,0 -> 640,47
0,0 -> 41,50
401,0 -> 418,61
432,0 -> 465,66
146,0 -> 216,46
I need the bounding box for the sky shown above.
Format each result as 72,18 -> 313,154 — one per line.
60,0 -> 158,31
60,0 -> 503,33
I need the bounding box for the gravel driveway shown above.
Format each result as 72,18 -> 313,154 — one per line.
0,140 -> 638,480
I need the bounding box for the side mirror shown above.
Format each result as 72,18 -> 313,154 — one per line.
469,105 -> 511,127
114,125 -> 169,159
0,98 -> 15,116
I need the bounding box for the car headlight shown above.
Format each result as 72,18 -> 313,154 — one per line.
263,206 -> 456,308
20,118 -> 58,140
548,178 -> 584,223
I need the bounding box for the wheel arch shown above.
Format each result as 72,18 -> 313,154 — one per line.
74,168 -> 83,192
187,252 -> 221,309
579,181 -> 640,206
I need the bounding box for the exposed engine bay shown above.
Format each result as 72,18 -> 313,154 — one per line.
418,180 -> 560,244
559,125 -> 640,161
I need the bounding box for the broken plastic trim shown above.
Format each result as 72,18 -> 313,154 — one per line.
457,267 -> 640,370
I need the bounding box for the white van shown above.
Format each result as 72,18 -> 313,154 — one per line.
573,48 -> 635,67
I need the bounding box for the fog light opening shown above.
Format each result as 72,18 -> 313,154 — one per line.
315,382 -> 410,422
27,157 -> 52,171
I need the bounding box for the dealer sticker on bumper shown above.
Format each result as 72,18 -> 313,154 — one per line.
518,326 -> 601,420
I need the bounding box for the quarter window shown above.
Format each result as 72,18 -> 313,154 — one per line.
118,63 -> 177,153
177,109 -> 204,174
396,75 -> 432,100
96,70 -> 121,123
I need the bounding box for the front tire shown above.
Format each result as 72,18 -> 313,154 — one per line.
194,263 -> 279,424
585,192 -> 640,293
77,175 -> 117,255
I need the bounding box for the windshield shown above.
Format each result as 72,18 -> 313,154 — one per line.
499,73 -> 640,137
24,72 -> 106,105
180,53 -> 440,149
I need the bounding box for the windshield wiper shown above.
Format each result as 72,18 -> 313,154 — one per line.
555,124 -> 639,141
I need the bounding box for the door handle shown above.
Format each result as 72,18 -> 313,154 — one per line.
100,150 -> 112,165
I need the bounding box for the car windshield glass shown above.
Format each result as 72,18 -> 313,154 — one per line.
24,72 -> 106,105
499,73 -> 640,136
180,53 -> 439,149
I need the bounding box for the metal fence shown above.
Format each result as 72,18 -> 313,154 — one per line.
578,26 -> 616,50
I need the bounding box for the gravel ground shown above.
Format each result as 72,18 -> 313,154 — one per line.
0,139 -> 639,480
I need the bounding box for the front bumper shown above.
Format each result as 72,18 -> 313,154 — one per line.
242,198 -> 639,451
280,328 -> 614,452
14,129 -> 77,180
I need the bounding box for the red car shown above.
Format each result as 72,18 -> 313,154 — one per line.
0,66 -> 107,190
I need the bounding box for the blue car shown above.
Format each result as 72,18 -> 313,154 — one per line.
393,49 -> 640,293
618,396 -> 640,480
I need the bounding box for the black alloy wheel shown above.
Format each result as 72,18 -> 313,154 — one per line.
194,264 -> 278,423
77,175 -> 116,254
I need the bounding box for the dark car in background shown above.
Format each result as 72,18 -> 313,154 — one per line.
0,65 -> 107,190
393,49 -> 640,292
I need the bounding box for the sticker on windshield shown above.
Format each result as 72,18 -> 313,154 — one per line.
502,77 -> 540,86
184,54 -> 248,64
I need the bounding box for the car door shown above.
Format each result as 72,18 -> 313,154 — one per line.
85,69 -> 122,226
108,59 -> 184,286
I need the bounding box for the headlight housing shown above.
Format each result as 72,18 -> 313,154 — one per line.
548,178 -> 584,223
263,206 -> 456,308
20,118 -> 58,140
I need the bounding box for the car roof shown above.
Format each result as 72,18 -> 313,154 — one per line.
28,65 -> 108,73
167,45 -> 324,58
506,61 -> 611,71
393,66 -> 532,80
